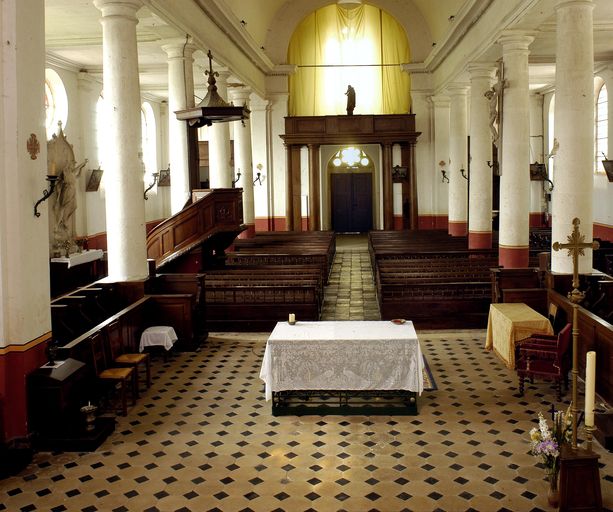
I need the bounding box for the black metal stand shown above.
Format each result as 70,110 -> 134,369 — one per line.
272,390 -> 418,416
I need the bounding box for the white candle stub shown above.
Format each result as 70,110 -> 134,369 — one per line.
585,351 -> 596,427
289,313 -> 295,324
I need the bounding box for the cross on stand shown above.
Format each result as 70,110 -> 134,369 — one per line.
552,218 -> 602,511
552,217 -> 600,308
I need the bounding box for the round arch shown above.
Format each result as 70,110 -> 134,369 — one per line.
265,0 -> 432,66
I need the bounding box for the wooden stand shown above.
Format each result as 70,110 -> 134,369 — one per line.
559,444 -> 603,511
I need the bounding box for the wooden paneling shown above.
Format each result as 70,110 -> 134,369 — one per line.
146,188 -> 243,269
548,289 -> 613,404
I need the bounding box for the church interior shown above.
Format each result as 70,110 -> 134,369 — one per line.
1,0 -> 613,510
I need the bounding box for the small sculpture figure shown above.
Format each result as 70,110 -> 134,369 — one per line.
484,67 -> 508,147
345,84 -> 355,115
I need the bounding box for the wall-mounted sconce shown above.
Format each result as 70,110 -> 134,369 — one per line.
232,169 -> 242,188
34,174 -> 60,217
486,160 -> 500,176
438,160 -> 449,184
144,172 -> 159,200
253,172 -> 264,186
460,167 -> 468,180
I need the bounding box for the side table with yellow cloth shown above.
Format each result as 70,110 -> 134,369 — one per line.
485,303 -> 553,369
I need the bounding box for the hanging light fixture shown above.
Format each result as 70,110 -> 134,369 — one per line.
175,50 -> 250,128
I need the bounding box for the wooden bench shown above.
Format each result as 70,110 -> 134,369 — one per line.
203,264 -> 325,331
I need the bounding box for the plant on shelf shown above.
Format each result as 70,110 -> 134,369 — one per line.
528,406 -> 572,507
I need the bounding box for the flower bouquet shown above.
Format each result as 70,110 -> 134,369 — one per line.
528,406 -> 573,506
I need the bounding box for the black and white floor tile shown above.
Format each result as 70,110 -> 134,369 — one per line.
1,235 -> 611,512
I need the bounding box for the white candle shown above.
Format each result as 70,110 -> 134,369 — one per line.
585,351 -> 596,427
289,313 -> 295,324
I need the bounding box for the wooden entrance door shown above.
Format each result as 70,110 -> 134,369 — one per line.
331,173 -> 373,232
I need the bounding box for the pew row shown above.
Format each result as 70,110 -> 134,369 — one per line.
203,266 -> 325,331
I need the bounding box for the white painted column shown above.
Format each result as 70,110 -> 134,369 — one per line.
94,0 -> 148,280
468,65 -> 495,248
447,85 -> 469,236
498,32 -> 534,268
229,87 -> 255,237
409,76 -> 434,230
249,95 -> 271,231
0,0 -> 50,441
269,92 -> 289,230
431,95 -> 450,229
529,92 -> 546,227
552,0 -> 595,273
208,70 -> 232,189
77,72 -> 106,237
162,38 -> 196,214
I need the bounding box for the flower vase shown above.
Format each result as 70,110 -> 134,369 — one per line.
547,470 -> 560,508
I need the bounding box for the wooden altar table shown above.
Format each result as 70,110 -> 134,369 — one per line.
485,303 -> 553,369
260,320 -> 424,415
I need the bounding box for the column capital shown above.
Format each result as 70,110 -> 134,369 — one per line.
497,30 -> 535,52
228,86 -> 252,106
249,96 -> 270,112
429,94 -> 450,107
93,0 -> 142,18
446,84 -> 469,96
161,38 -> 197,60
467,63 -> 497,80
555,0 -> 594,12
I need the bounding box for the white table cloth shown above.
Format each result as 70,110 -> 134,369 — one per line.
50,249 -> 104,268
139,326 -> 178,352
260,320 -> 424,401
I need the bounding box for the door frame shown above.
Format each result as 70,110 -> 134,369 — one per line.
322,144 -> 380,231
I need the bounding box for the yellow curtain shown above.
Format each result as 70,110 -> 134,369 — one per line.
288,5 -> 411,116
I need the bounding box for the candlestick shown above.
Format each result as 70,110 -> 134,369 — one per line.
585,351 -> 596,427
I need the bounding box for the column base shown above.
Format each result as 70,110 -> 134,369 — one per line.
449,221 -> 467,236
468,231 -> 493,249
499,245 -> 529,268
238,224 -> 256,239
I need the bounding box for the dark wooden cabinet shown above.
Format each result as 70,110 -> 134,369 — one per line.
27,358 -> 114,451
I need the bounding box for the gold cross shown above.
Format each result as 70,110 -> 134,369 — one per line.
552,217 -> 600,303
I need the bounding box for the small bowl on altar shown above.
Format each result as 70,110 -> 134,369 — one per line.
391,319 -> 406,325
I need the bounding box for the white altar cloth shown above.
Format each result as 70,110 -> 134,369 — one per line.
50,249 -> 104,268
260,320 -> 424,401
139,326 -> 178,352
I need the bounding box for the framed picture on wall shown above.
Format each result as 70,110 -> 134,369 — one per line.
158,168 -> 171,187
86,167 -> 103,192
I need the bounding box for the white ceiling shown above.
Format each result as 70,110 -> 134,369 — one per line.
44,0 -> 613,101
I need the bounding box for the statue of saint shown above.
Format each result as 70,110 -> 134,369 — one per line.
54,159 -> 87,235
345,85 -> 356,115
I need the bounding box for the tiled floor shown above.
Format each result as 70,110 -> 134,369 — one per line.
1,235 -> 612,512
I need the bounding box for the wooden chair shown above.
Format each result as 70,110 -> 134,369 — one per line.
105,320 -> 151,394
516,323 -> 572,401
89,331 -> 136,416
